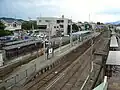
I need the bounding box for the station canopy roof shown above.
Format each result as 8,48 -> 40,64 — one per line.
106,51 -> 120,65
3,40 -> 41,50
110,35 -> 118,48
72,31 -> 92,35
5,39 -> 33,46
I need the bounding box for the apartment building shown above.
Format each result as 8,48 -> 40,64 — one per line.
37,16 -> 72,36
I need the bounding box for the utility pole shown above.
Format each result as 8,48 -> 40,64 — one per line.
32,23 -> 34,30
59,26 -> 62,54
43,31 -> 46,60
48,23 -> 51,59
89,13 -> 90,23
28,17 -> 34,30
70,20 -> 73,47
48,23 -> 51,48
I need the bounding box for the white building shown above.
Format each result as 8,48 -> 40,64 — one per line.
0,19 -> 22,31
37,16 -> 72,36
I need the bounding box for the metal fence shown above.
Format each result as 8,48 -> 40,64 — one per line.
4,64 -> 36,90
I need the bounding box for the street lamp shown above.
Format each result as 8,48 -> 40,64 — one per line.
70,20 -> 73,47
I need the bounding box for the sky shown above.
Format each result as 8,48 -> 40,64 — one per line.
0,0 -> 120,23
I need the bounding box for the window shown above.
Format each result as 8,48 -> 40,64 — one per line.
61,20 -> 64,23
57,20 -> 64,23
45,20 -> 50,22
39,20 -> 41,22
57,26 -> 59,28
68,20 -> 72,23
60,25 -> 64,28
38,25 -> 47,29
54,26 -> 56,28
13,24 -> 17,27
57,20 -> 60,23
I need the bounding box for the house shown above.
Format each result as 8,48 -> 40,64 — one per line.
0,18 -> 22,31
36,16 -> 72,36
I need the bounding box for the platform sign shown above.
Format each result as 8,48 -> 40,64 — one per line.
47,48 -> 54,59
49,48 -> 53,54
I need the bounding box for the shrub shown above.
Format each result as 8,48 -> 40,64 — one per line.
0,30 -> 13,37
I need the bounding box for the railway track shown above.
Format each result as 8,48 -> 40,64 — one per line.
45,50 -> 91,90
21,34 -> 101,90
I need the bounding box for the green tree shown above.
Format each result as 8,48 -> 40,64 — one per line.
97,22 -> 101,25
0,30 -> 13,37
32,21 -> 38,29
85,23 -> 92,30
72,24 -> 79,32
0,21 -> 6,30
67,24 -> 79,34
22,21 -> 38,30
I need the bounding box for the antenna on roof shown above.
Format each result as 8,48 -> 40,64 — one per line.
89,13 -> 90,23
62,15 -> 64,19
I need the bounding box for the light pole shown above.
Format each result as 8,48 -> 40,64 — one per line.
70,20 -> 73,47
77,34 -> 79,44
48,23 -> 51,48
59,26 -> 62,54
43,31 -> 46,60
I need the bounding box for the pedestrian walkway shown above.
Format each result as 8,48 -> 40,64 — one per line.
2,33 -> 100,89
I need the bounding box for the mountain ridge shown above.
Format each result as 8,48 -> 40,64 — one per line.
0,17 -> 24,22
106,21 -> 120,25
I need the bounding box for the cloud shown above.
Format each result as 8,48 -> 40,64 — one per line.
1,0 -> 120,22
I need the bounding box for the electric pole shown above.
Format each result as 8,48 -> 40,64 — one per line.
48,23 -> 51,48
70,20 -> 73,47
43,31 -> 46,60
